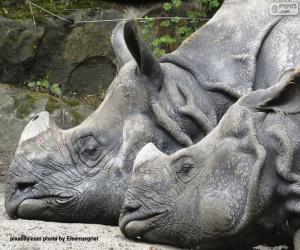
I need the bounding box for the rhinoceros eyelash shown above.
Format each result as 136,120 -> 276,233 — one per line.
75,136 -> 103,151
177,163 -> 195,174
78,146 -> 104,167
79,141 -> 104,159
79,142 -> 120,169
81,146 -> 100,157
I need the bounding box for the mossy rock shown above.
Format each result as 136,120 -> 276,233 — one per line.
0,83 -> 98,173
4,85 -> 96,126
15,93 -> 41,119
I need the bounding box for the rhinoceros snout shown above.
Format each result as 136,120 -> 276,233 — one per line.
15,181 -> 36,193
5,180 -> 37,218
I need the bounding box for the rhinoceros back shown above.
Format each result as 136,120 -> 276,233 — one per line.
160,0 -> 282,99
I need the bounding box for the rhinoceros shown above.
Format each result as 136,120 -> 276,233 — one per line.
5,0 -> 297,224
119,69 -> 300,249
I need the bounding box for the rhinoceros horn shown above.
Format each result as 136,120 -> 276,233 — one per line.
124,20 -> 163,89
18,112 -> 53,145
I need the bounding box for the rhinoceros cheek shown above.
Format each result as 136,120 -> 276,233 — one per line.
199,195 -> 234,235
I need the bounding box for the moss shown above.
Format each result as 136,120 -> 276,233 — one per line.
15,93 -> 39,119
13,97 -> 20,110
27,92 -> 42,100
0,0 -> 115,20
63,98 -> 80,107
97,83 -> 105,97
69,109 -> 84,124
45,96 -> 65,113
46,96 -> 83,113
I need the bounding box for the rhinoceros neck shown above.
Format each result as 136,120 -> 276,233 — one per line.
153,62 -> 234,146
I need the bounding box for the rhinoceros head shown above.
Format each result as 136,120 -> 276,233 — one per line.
120,69 -> 300,248
5,21 -> 196,224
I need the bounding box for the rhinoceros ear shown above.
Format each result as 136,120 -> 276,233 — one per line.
124,20 -> 163,88
111,21 -> 134,67
243,68 -> 300,114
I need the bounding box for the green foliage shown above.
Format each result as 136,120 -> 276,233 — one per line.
0,0 -> 112,20
27,76 -> 62,97
202,0 -> 221,12
141,0 -> 221,58
50,83 -> 62,96
163,2 -> 173,12
15,93 -> 38,119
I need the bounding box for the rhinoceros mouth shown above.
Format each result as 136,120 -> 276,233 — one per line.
119,211 -> 166,239
5,195 -> 72,220
17,196 -> 71,220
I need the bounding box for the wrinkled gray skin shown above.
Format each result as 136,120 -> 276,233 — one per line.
5,0 -> 298,225
120,69 -> 300,249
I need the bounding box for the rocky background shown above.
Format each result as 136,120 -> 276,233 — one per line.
0,2 -> 158,95
0,0 -> 289,249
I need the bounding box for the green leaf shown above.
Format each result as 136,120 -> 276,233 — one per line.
177,26 -> 193,38
187,11 -> 197,19
154,48 -> 166,57
160,20 -> 171,27
171,17 -> 180,23
144,15 -> 154,22
163,2 -> 172,11
97,84 -> 105,97
51,83 -> 60,88
159,35 -> 176,44
202,0 -> 220,11
152,38 -> 161,47
50,84 -> 62,96
35,81 -> 42,86
27,82 -> 36,88
40,80 -> 49,88
172,0 -> 182,8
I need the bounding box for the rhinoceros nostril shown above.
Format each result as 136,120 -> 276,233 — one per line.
16,182 -> 36,192
124,203 -> 141,215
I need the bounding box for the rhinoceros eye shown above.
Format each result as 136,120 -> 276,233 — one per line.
82,145 -> 98,156
76,135 -> 104,168
174,156 -> 198,183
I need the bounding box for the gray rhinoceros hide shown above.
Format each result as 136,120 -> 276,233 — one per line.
5,0 -> 300,225
161,0 -> 284,96
120,69 -> 300,249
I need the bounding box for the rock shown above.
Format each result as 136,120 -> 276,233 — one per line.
0,17 -> 45,84
0,2 -> 162,96
61,8 -> 124,94
0,9 -> 122,96
0,83 -> 97,181
0,0 -> 203,96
